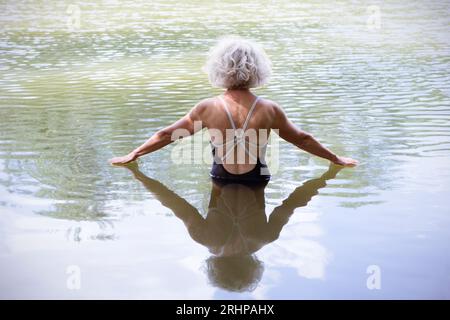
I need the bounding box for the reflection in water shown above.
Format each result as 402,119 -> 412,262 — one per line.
128,164 -> 341,292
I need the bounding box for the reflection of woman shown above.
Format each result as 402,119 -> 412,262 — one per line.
126,164 -> 342,292
110,36 -> 357,178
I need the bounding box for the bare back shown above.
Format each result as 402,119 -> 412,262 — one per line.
199,92 -> 277,174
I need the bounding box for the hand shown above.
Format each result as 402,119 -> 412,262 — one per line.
333,155 -> 358,167
109,152 -> 138,165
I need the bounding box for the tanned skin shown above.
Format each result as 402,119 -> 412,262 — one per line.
110,88 -> 358,170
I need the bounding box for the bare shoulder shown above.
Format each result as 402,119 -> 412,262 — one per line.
195,97 -> 216,111
258,98 -> 290,129
258,97 -> 282,118
258,96 -> 278,109
189,97 -> 216,119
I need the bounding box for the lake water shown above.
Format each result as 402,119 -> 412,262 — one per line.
0,0 -> 449,299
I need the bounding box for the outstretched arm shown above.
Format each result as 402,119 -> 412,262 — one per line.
271,103 -> 358,167
109,100 -> 207,165
266,164 -> 342,241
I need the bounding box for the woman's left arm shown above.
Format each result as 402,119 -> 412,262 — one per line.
109,100 -> 207,165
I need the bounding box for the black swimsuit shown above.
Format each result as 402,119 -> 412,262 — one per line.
209,95 -> 271,184
210,146 -> 270,183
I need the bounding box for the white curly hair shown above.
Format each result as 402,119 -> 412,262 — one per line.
203,36 -> 272,89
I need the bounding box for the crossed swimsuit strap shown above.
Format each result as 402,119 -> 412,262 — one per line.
212,95 -> 267,163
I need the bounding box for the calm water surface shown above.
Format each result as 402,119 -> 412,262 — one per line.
0,0 -> 450,299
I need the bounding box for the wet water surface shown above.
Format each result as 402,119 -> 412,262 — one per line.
0,0 -> 450,298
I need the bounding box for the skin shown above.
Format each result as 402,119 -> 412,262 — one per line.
109,88 -> 358,169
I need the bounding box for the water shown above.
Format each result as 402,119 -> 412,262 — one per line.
0,0 -> 449,299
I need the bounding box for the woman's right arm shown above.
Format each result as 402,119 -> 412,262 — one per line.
271,103 -> 358,167
109,99 -> 208,165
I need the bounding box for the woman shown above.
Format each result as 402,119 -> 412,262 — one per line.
110,36 -> 357,180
